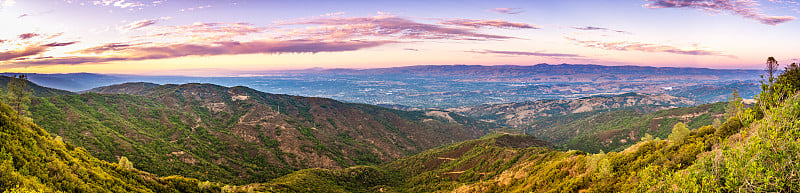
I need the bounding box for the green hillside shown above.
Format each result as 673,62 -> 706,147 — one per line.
247,89 -> 795,192
28,83 -> 495,184
527,102 -> 728,153
0,98 -> 230,193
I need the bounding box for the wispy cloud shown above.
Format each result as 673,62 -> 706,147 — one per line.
4,40 -> 394,68
466,50 -> 583,58
0,36 -> 77,61
180,5 -> 212,12
1,0 -> 15,8
2,32 -> 71,57
566,37 -> 736,58
18,10 -> 54,19
91,0 -> 144,8
278,13 -> 519,40
489,8 -> 523,14
573,26 -> 630,34
132,22 -> 268,42
63,0 -> 163,10
0,45 -> 50,61
18,33 -> 39,40
118,19 -> 160,32
440,19 -> 539,29
644,0 -> 796,25
403,48 -> 419,51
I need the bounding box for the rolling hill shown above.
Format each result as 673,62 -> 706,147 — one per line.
29,82 -> 495,184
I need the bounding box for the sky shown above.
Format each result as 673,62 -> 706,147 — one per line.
0,0 -> 799,76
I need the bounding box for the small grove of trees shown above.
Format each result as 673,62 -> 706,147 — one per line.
2,75 -> 32,118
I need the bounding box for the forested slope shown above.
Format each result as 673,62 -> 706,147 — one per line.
0,98 -> 231,193
29,83 -> 494,184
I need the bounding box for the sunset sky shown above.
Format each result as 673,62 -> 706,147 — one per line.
1,0 -> 799,76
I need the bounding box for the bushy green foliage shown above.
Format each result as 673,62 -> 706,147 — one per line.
119,156 -> 135,171
714,116 -> 743,139
535,102 -> 727,153
0,98 -> 230,193
668,122 -> 690,145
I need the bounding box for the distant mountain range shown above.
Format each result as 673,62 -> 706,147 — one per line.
307,64 -> 762,81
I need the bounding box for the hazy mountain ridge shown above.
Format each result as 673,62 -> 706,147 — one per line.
0,75 -> 75,97
310,64 -> 761,80
81,82 -> 160,95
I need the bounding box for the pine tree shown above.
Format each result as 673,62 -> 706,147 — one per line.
725,90 -> 742,120
5,75 -> 31,118
766,57 -> 779,84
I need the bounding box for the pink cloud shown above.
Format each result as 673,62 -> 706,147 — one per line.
0,41 -> 77,61
4,40 -> 394,68
0,33 -> 76,62
0,45 -> 49,61
573,26 -> 631,34
119,19 -> 159,31
278,14 -> 518,40
644,0 -> 796,25
489,8 -> 523,14
440,19 -> 539,29
18,33 -> 39,40
567,37 -> 737,58
133,22 -> 268,42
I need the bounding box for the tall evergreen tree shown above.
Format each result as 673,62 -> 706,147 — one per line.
766,56 -> 779,84
5,75 -> 31,118
725,89 -> 742,120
